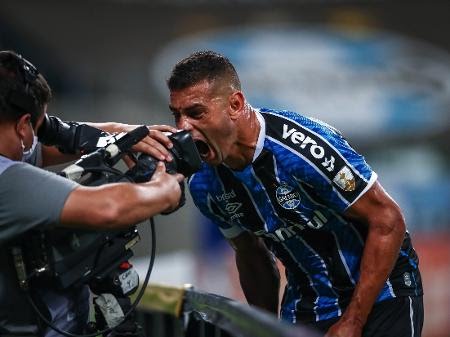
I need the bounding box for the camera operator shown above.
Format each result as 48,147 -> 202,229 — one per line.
0,50 -> 184,337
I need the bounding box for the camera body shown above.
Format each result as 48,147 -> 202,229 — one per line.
23,227 -> 140,291
21,121 -> 202,291
126,130 -> 203,182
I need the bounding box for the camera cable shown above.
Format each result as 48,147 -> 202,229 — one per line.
26,216 -> 157,337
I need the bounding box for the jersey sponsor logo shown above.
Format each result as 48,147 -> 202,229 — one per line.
332,166 -> 356,192
403,272 -> 412,287
255,227 -> 297,242
216,190 -> 237,202
305,210 -> 328,229
282,123 -> 336,173
276,183 -> 301,209
254,210 -> 328,242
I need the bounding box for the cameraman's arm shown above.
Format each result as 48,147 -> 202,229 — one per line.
85,123 -> 177,161
60,162 -> 184,229
41,145 -> 78,167
41,123 -> 177,167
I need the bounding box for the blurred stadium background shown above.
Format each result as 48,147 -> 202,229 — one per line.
1,1 -> 448,336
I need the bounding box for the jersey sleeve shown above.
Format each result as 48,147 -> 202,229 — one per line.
0,163 -> 78,244
264,111 -> 377,213
188,173 -> 246,239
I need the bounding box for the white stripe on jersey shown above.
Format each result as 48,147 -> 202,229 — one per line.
281,241 -> 320,322
238,171 -> 270,232
294,235 -> 342,317
409,296 -> 415,337
249,165 -> 279,232
331,232 -> 356,285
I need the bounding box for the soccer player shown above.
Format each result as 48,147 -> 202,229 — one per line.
165,51 -> 423,337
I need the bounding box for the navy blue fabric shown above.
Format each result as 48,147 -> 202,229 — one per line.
189,109 -> 422,324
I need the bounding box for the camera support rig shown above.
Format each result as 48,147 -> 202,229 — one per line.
14,121 -> 202,337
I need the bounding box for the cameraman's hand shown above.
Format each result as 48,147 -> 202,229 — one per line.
150,161 -> 185,213
132,125 -> 177,162
81,122 -> 177,167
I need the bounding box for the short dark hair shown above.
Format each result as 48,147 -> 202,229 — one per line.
167,51 -> 241,92
0,50 -> 52,125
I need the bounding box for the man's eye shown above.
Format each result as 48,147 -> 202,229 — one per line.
172,112 -> 181,121
187,110 -> 203,119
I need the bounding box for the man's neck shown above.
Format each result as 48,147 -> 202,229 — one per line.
224,105 -> 261,170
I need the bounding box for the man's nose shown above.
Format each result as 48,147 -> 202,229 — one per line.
177,116 -> 193,131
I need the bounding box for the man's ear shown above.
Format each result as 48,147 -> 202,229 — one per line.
15,113 -> 31,139
229,91 -> 245,120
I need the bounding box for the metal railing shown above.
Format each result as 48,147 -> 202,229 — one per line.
136,284 -> 320,337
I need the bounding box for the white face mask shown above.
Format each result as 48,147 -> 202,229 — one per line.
22,125 -> 38,162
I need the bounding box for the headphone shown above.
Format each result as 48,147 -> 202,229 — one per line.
3,53 -> 41,121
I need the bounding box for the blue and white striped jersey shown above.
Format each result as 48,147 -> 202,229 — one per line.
188,108 -> 422,324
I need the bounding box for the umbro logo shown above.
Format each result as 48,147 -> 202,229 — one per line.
225,202 -> 242,214
214,190 -> 244,220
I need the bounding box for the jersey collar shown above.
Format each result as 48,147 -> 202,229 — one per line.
252,109 -> 265,162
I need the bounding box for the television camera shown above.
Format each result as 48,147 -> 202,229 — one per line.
13,116 -> 202,337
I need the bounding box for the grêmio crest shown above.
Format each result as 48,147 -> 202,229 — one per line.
276,183 -> 301,210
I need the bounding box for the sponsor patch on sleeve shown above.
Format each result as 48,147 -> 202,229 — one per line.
332,166 -> 356,192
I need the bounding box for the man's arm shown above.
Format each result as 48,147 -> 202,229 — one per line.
229,231 -> 280,315
83,122 -> 177,160
326,181 -> 406,337
60,161 -> 184,229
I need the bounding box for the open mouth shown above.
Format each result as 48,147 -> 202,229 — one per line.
194,140 -> 209,158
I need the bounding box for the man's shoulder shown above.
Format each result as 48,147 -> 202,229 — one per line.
187,163 -> 237,199
188,163 -> 216,188
0,156 -> 22,175
0,159 -> 42,181
1,160 -> 48,179
0,160 -> 78,194
260,108 -> 342,140
259,107 -> 308,123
